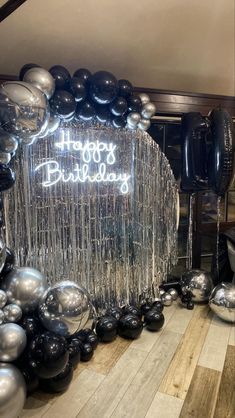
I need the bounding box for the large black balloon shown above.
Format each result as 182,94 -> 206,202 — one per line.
40,361 -> 73,393
21,367 -> 39,394
19,63 -> 40,81
128,95 -> 142,112
112,115 -> 126,129
118,314 -> 143,340
70,77 -> 87,102
20,315 -> 43,341
118,79 -> 133,98
76,100 -> 95,121
80,342 -> 94,362
109,97 -> 127,116
144,310 -> 165,332
73,68 -> 91,85
96,316 -> 118,343
106,306 -> 123,321
122,305 -> 142,318
140,302 -> 152,316
95,104 -> 112,123
67,337 -> 81,367
181,112 -> 209,192
0,247 -> 15,277
0,165 -> 15,192
50,90 -> 76,118
49,65 -> 71,90
29,332 -> 68,379
208,109 -> 235,195
90,71 -> 118,105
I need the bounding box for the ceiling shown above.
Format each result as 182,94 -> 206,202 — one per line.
0,0 -> 234,96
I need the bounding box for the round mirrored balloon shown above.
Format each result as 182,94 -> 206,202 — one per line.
161,292 -> 173,306
0,152 -> 11,165
0,290 -> 7,309
23,67 -> 55,99
3,303 -> 22,323
0,309 -> 4,324
181,270 -> 213,302
0,363 -> 26,418
138,118 -> 151,131
127,112 -> 141,127
0,323 -> 26,361
0,81 -> 48,139
1,267 -> 48,313
0,131 -> 18,153
168,288 -> 178,301
209,282 -> 235,323
141,102 -> 156,119
38,280 -> 92,337
139,93 -> 150,105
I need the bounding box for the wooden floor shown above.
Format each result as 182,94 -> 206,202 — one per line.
21,303 -> 235,418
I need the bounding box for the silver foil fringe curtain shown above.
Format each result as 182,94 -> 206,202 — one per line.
3,123 -> 178,310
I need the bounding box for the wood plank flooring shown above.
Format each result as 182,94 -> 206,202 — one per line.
21,303 -> 235,418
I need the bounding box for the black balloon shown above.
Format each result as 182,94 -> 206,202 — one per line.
118,314 -> 143,340
72,328 -> 93,342
90,71 -> 118,104
67,337 -> 81,367
85,332 -> 99,350
112,115 -> 126,128
152,300 -> 164,313
50,90 -> 76,118
128,95 -> 142,112
40,361 -> 73,393
29,332 -> 68,379
122,305 -> 142,318
0,247 -> 15,277
70,77 -> 87,102
140,302 -> 152,316
118,79 -> 133,98
76,100 -> 95,121
144,310 -> 165,332
186,301 -> 194,310
49,65 -> 71,90
21,367 -> 39,394
73,68 -> 91,84
0,165 -> 15,192
20,315 -> 43,340
106,306 -> 123,321
96,316 -> 118,343
109,97 -> 127,116
95,105 -> 111,123
19,63 -> 40,81
80,342 -> 94,362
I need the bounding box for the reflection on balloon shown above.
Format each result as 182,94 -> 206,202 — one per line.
0,323 -> 26,362
0,363 -> 26,418
23,67 -> 55,99
181,270 -> 213,302
209,282 -> 235,323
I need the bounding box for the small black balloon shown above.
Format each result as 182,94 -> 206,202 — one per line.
95,105 -> 111,123
20,315 -> 43,340
40,361 -> 73,393
118,314 -> 143,340
67,338 -> 81,368
122,305 -> 142,318
70,77 -> 87,102
152,301 -> 164,313
187,301 -> 194,310
140,302 -> 152,316
29,332 -> 69,379
80,342 -> 94,362
144,310 -> 165,332
50,90 -> 76,118
85,332 -> 99,350
109,97 -> 127,116
96,316 -> 118,343
128,95 -> 142,112
112,115 -> 126,128
106,306 -> 123,321
71,328 -> 93,342
0,247 -> 15,277
73,68 -> 91,84
19,63 -> 40,81
21,367 -> 39,394
118,79 -> 133,98
76,100 -> 95,121
90,71 -> 118,105
49,65 -> 71,90
0,165 -> 15,192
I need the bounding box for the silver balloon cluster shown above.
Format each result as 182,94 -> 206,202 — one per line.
127,93 -> 156,131
181,270 -> 213,303
158,288 -> 178,306
209,282 -> 235,323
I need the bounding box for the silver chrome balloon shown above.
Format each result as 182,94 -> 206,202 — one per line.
0,363 -> 26,418
139,93 -> 150,105
23,67 -> 55,100
141,102 -> 156,119
0,323 -> 26,361
0,310 -> 4,325
138,118 -> 151,131
181,270 -> 213,302
168,288 -> 178,301
1,267 -> 48,313
0,239 -> 6,274
161,292 -> 173,306
127,112 -> 141,127
3,304 -> 22,323
0,131 -> 18,153
209,282 -> 235,323
38,280 -> 93,337
0,290 -> 7,309
0,81 -> 49,139
159,289 -> 166,297
0,151 -> 11,165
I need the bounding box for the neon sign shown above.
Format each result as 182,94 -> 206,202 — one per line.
35,130 -> 131,194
